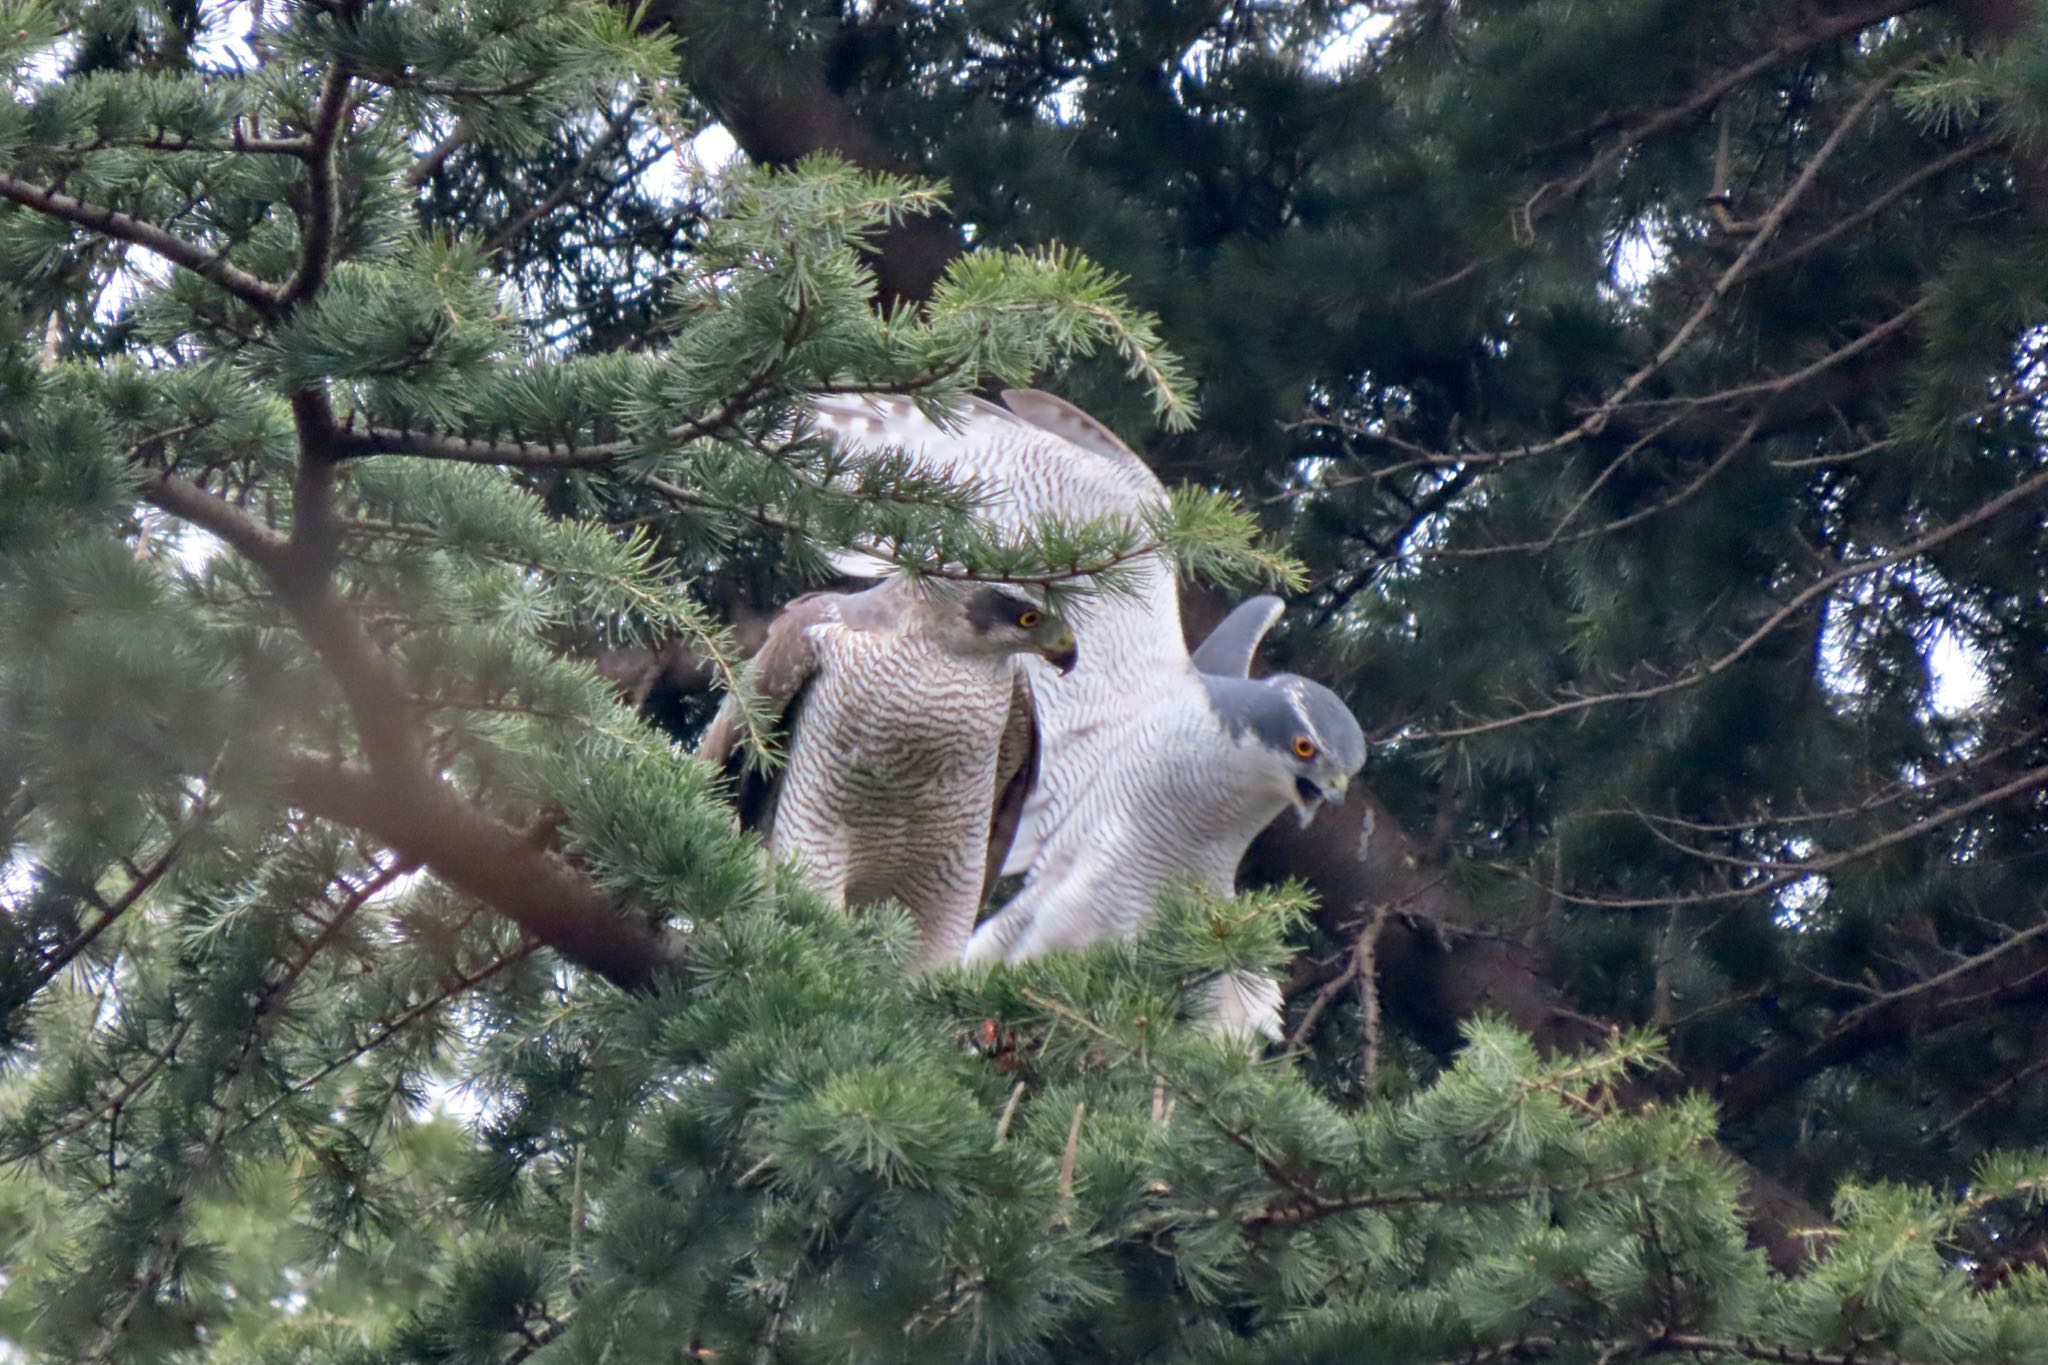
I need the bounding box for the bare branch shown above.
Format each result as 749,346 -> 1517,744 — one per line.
403,118 -> 472,188
335,424 -> 641,467
283,63 -> 356,306
1242,1159 -> 1661,1231
484,100 -> 644,255
1419,462 -> 2048,740
1606,300 -> 1928,416
1720,914 -> 2048,1117
1408,1 -> 1935,302
139,471 -> 294,572
66,131 -> 315,158
1753,133 -> 2005,279
1498,762 -> 2048,911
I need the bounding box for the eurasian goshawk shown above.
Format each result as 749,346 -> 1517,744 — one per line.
697,577 -> 1077,969
812,391 -> 1365,1037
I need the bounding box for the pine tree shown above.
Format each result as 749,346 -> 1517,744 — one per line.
6,2 -> 2048,1362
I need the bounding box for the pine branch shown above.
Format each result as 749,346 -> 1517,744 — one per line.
331,366 -> 785,467
0,171 -> 284,311
1582,67 -> 1909,426
1580,750 -> 2048,880
1718,910 -> 2048,1119
1252,792 -> 1833,1273
231,939 -> 539,1140
1400,292 -> 1925,566
1652,1333 -> 1943,1365
145,440 -> 679,991
1753,133 -> 2004,278
268,538 -> 429,782
483,98 -> 644,254
1409,0 -> 1937,302
1495,762 -> 2048,912
1241,1160 -> 1663,1231
139,471 -> 293,572
1604,300 -> 1929,417
62,131 -> 316,157
283,63 -> 356,306
84,854 -> 381,1360
21,841 -> 183,998
2,1019 -> 194,1170
280,758 -> 680,988
1396,66 -> 1909,476
403,118 -> 472,188
638,0 -> 967,305
1417,462 -> 2048,740
1581,725 -> 2047,833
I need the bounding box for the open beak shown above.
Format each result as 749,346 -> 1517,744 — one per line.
1044,634 -> 1079,676
1290,772 -> 1349,827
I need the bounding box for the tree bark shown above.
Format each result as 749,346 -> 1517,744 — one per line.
283,760 -> 682,989
638,0 -> 963,308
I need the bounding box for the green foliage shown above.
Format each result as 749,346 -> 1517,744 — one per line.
4,0 -> 2048,1362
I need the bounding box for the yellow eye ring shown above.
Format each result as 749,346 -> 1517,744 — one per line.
1017,610 -> 1043,629
1292,736 -> 1318,760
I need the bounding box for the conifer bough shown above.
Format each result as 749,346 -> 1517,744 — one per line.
6,1 -> 2048,1361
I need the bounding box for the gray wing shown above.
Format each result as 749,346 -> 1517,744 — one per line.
1189,595 -> 1284,676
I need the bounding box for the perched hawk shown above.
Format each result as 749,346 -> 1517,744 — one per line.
811,391 -> 1366,1038
697,577 -> 1077,969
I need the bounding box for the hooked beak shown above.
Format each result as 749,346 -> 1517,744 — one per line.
1290,772 -> 1349,827
1043,634 -> 1079,676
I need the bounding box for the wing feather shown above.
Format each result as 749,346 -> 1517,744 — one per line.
694,592 -> 836,769
1189,595 -> 1285,677
982,663 -> 1040,907
807,392 -> 1197,878
997,389 -> 1164,504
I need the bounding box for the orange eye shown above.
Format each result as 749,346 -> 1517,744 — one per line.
1017,610 -> 1043,629
1292,736 -> 1318,760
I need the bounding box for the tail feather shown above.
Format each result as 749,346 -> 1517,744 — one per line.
1202,971 -> 1283,1044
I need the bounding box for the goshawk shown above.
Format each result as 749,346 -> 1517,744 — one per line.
697,577 -> 1077,969
812,391 -> 1365,1037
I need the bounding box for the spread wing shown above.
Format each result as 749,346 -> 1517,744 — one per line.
809,391 -> 1196,876
996,389 -> 1164,506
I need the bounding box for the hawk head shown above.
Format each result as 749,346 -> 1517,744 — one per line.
955,586 -> 1079,674
1203,672 -> 1367,826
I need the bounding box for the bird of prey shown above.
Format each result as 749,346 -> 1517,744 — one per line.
964,592 -> 1365,1037
696,577 -> 1077,970
810,391 -> 1366,1038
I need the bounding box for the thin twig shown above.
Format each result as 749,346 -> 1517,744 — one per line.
484,100 -> 643,255
1418,463 -> 2048,740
